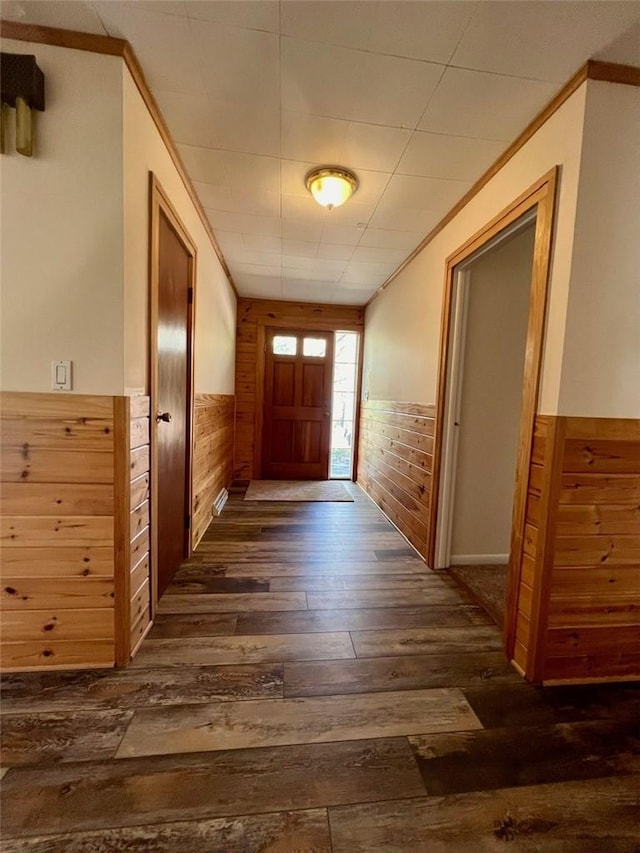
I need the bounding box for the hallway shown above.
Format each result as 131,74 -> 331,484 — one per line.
1,484 -> 639,850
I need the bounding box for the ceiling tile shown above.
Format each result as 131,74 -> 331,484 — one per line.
369,204 -> 442,233
342,261 -> 398,285
318,201 -> 377,229
281,194 -> 328,226
380,174 -> 470,216
205,209 -> 281,237
220,151 -> 281,195
281,37 -> 444,129
418,67 -> 558,141
282,281 -> 339,303
95,3 -> 203,95
397,131 -> 505,182
242,234 -> 282,253
340,122 -> 412,173
232,273 -> 283,298
177,145 -> 227,187
368,1 -> 477,63
281,112 -> 348,165
224,250 -> 283,268
283,257 -> 348,280
321,225 -> 366,247
282,221 -> 324,243
596,20 -> 640,66
186,0 -> 279,33
229,261 -> 282,278
332,287 -> 371,306
192,19 -> 279,109
350,246 -> 407,265
281,240 -> 319,259
452,1 -> 640,83
358,227 -> 425,251
3,0 -> 107,33
317,243 -> 356,261
281,1 -> 374,52
155,90 -> 280,156
212,230 -> 246,254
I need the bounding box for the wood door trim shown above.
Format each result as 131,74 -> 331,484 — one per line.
149,173 -> 197,614
113,395 -> 131,666
527,415 -> 566,682
426,168 -> 559,660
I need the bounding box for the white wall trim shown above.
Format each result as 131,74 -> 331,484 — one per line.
213,487 -> 229,517
450,554 -> 509,566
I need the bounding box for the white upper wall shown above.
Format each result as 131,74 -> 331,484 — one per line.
558,80 -> 640,417
0,41 -> 124,394
363,82 -> 588,412
0,38 -> 237,397
122,69 -> 236,396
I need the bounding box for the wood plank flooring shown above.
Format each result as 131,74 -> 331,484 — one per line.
1,482 -> 638,850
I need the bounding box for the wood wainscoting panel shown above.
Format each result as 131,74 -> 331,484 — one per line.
357,401 -> 435,560
1,393 -> 153,673
192,394 -> 235,548
235,298 -> 364,480
0,392 -> 116,672
510,414 -> 640,684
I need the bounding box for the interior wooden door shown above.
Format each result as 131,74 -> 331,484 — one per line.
155,208 -> 193,598
262,328 -> 334,480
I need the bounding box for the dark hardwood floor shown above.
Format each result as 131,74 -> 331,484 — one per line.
1,483 -> 638,851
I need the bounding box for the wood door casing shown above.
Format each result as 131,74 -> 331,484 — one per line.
262,329 -> 334,480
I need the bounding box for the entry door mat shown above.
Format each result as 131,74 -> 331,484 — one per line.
447,564 -> 507,627
244,480 -> 354,502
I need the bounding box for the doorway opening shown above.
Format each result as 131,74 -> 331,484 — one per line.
435,211 -> 537,572
427,168 -> 558,657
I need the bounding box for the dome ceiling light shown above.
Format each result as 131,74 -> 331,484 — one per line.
305,166 -> 358,210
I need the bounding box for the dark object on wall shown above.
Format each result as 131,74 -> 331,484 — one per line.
1,52 -> 46,156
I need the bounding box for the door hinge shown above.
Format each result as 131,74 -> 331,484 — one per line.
188,287 -> 194,304
185,513 -> 191,530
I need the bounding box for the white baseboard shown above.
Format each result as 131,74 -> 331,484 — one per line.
213,487 -> 229,517
450,553 -> 509,566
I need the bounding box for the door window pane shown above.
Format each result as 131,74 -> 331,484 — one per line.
303,337 -> 327,357
333,391 -> 355,423
273,335 -> 297,356
335,332 -> 358,363
333,362 -> 356,393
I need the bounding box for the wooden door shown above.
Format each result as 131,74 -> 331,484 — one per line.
262,328 -> 334,480
155,208 -> 193,598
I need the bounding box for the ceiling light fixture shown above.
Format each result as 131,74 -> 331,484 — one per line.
305,166 -> 358,210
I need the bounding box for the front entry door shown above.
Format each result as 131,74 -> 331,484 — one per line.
155,208 -> 193,598
262,328 -> 334,480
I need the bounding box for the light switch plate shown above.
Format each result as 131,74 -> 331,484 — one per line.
51,360 -> 72,390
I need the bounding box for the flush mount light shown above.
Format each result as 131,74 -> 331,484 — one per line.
305,166 -> 358,210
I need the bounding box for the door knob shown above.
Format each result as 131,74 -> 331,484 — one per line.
156,411 -> 172,423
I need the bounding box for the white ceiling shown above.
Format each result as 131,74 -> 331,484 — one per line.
3,1 -> 640,304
